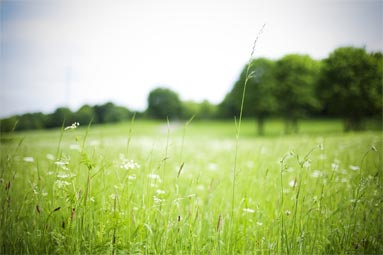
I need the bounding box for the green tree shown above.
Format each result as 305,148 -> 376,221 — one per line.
75,104 -> 95,125
46,107 -> 73,128
183,100 -> 217,120
93,102 -> 130,124
222,58 -> 277,135
147,87 -> 183,120
0,116 -> 19,133
274,54 -> 321,133
318,47 -> 383,131
16,112 -> 46,130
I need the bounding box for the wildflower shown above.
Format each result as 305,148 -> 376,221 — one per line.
55,180 -> 71,188
311,170 -> 322,178
64,122 -> 79,131
120,160 -> 140,170
148,173 -> 161,180
349,165 -> 360,171
57,172 -> 75,179
55,161 -> 67,166
119,154 -> 140,170
285,210 -> 291,216
156,189 -> 166,195
256,222 -> 263,226
243,208 -> 255,213
331,162 -> 339,171
153,196 -> 163,203
110,194 -> 117,200
127,175 -> 136,180
46,154 -> 55,161
23,157 -> 34,162
289,179 -> 297,188
303,160 -> 311,169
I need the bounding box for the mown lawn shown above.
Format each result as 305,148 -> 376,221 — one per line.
0,119 -> 382,254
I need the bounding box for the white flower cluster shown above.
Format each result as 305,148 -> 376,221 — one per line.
119,154 -> 140,170
64,122 -> 80,130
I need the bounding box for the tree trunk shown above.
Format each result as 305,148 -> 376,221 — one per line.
257,117 -> 265,136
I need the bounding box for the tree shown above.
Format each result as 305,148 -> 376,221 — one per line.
183,100 -> 217,120
318,47 -> 382,131
274,54 -> 321,133
46,107 -> 74,128
16,112 -> 46,130
93,102 -> 130,124
221,58 -> 277,135
147,87 -> 183,120
0,116 -> 19,133
75,104 -> 95,125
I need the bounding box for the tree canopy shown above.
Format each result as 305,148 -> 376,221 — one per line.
318,47 -> 383,131
220,58 -> 277,135
274,54 -> 321,133
147,87 -> 183,120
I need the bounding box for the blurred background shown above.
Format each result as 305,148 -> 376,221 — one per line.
1,0 -> 382,133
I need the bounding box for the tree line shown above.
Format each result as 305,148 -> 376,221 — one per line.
1,46 -> 381,133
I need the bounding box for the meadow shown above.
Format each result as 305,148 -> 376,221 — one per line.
0,119 -> 382,254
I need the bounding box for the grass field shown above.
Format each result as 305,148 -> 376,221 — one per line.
0,119 -> 382,254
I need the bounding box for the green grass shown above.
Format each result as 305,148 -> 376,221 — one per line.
0,119 -> 382,254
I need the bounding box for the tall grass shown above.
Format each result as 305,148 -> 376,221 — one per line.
0,31 -> 382,253
1,120 -> 381,254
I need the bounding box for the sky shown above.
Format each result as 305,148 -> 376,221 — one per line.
1,0 -> 382,118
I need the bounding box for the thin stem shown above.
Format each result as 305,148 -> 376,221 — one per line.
230,24 -> 266,250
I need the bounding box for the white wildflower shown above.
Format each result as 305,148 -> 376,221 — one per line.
256,222 -> 263,226
153,196 -> 163,203
303,160 -> 311,169
46,154 -> 55,161
311,170 -> 322,178
128,175 -> 136,180
55,180 -> 71,188
120,160 -> 140,170
349,165 -> 360,171
110,194 -> 117,200
289,179 -> 297,187
331,162 -> 339,171
156,189 -> 166,195
243,208 -> 255,213
148,174 -> 161,180
57,172 -> 75,179
64,122 -> 79,131
285,210 -> 291,216
23,157 -> 34,162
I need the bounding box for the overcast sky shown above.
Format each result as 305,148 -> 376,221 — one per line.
1,0 -> 382,117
